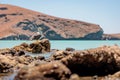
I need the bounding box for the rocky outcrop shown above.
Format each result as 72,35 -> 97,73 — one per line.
0,4 -> 103,40
13,39 -> 50,53
14,61 -> 71,80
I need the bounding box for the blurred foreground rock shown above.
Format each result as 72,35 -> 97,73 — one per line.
14,61 -> 71,80
1,43 -> 120,80
61,45 -> 120,76
50,45 -> 120,76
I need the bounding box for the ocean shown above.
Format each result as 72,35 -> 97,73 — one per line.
0,40 -> 120,50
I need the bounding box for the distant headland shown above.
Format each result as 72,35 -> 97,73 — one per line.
0,4 -> 120,40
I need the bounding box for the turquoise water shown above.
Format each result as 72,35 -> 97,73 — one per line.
0,40 -> 120,50
51,40 -> 120,50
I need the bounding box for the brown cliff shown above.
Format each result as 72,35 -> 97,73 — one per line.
0,4 -> 103,40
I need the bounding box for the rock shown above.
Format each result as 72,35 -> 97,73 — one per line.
69,74 -> 80,80
29,42 -> 42,53
20,42 -> 29,47
0,48 -> 15,56
92,75 -> 98,80
50,50 -> 72,60
12,45 -> 25,52
0,55 -> 16,73
34,56 -> 45,60
13,39 -> 50,53
61,45 -> 120,76
40,39 -> 50,52
30,33 -> 42,40
107,71 -> 120,80
65,48 -> 75,51
0,48 -> 25,56
29,39 -> 50,53
15,50 -> 25,56
51,49 -> 59,52
101,71 -> 120,80
0,4 -> 103,40
0,49 -> 47,73
14,61 -> 71,80
30,31 -> 46,40
9,49 -> 16,56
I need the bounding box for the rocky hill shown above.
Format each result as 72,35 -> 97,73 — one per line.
0,4 -> 103,40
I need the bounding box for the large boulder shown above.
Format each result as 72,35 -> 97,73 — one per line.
60,45 -> 120,76
14,61 -> 71,80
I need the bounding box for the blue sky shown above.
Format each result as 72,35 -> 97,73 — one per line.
1,0 -> 120,34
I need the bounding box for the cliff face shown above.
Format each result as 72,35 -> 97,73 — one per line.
0,4 -> 103,40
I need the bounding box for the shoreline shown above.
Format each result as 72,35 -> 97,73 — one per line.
0,40 -> 120,50
0,39 -> 120,80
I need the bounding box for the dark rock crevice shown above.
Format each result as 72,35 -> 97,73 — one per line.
0,14 -> 7,18
0,7 -> 8,10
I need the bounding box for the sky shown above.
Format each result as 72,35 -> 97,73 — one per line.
1,0 -> 120,34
